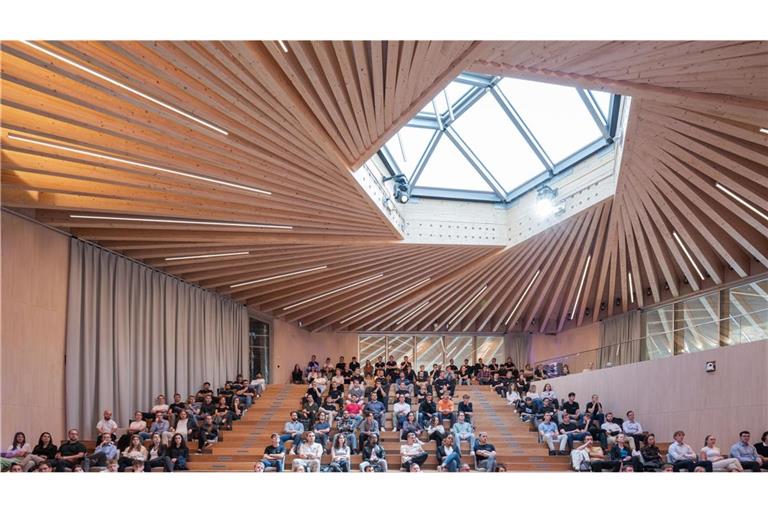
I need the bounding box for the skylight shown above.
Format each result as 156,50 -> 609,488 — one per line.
380,72 -> 619,203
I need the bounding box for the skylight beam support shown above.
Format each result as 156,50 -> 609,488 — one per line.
490,87 -> 554,173
577,89 -> 610,140
445,127 -> 506,201
443,86 -> 490,129
409,130 -> 442,194
379,145 -> 403,177
406,115 -> 440,129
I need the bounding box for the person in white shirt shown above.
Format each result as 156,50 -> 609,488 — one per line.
392,395 -> 411,432
668,430 -> 713,472
96,409 -> 118,440
601,412 -> 635,450
291,432 -> 323,472
506,383 -> 521,407
700,434 -> 743,472
621,410 -> 646,448
400,432 -> 427,471
541,383 -> 558,403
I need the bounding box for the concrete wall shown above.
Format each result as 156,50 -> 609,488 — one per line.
271,318 -> 358,384
530,322 -> 600,372
544,341 -> 768,445
1,213 -> 69,444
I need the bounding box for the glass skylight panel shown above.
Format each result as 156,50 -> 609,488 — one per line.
498,78 -> 602,164
416,136 -> 493,191
419,81 -> 473,116
592,91 -> 612,121
383,126 -> 435,178
451,93 -> 546,192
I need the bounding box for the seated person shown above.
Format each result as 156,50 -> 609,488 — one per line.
198,394 -> 217,421
163,408 -> 196,445
150,394 -> 170,418
54,429 -> 87,472
559,412 -> 587,450
185,395 -> 202,421
261,433 -> 286,472
279,411 -> 304,453
400,432 -> 428,471
299,394 -> 319,429
608,433 -> 643,472
433,372 -> 450,397
506,383 -> 522,407
538,412 -> 567,455
292,432 -> 323,472
533,397 -> 557,429
306,354 -> 320,374
24,432 -> 57,472
559,392 -> 581,424
418,394 -> 437,428
96,409 -> 118,441
1,432 -> 31,471
168,433 -> 189,470
392,395 -> 412,432
755,431 -> 768,460
335,356 -> 347,374
400,412 -> 422,441
359,434 -> 388,472
214,396 -> 234,429
348,380 -> 366,402
118,434 -> 147,472
451,412 -> 475,454
334,410 -> 359,454
169,394 -> 187,416
329,435 -> 351,472
291,364 -> 304,384
320,395 -> 339,427
312,411 -> 332,452
427,415 -> 448,449
571,434 -> 620,472
232,379 -> 254,408
473,432 -> 497,472
415,365 -> 430,384
195,382 -> 214,401
436,434 -> 461,472
622,410 -> 647,448
394,382 -> 412,404
668,430 -> 712,472
250,373 -> 267,397
602,412 -> 635,450
701,434 -> 743,472
146,432 -> 173,472
519,397 -> 536,423
358,412 -> 380,451
364,396 -> 386,429
148,411 -> 170,440
118,411 -> 148,450
640,433 -> 664,471
729,430 -> 767,472
584,394 -> 604,426
196,414 -> 219,454
85,433 -> 119,470
363,359 -> 374,378
541,382 -> 558,404
437,393 -> 456,427
457,394 -> 474,423
344,395 -> 364,428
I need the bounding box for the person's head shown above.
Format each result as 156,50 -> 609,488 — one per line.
543,398 -> 551,407
442,435 -> 454,447
561,412 -> 570,423
13,432 -> 26,447
342,410 -> 350,420
529,384 -> 537,392
335,368 -> 341,376
459,463 -> 471,472
478,432 -> 488,443
204,414 -> 214,424
101,433 -> 112,444
739,431 -> 751,444
462,394 -> 470,403
37,461 -> 52,472
134,410 -> 143,421
457,411 -> 466,423
627,410 -> 635,421
203,382 -> 211,389
495,464 -> 507,472
583,434 -> 593,444
661,463 -> 673,472
583,413 -> 591,424
334,434 -> 346,449
293,464 -> 305,472
253,462 -> 265,472
543,383 -> 552,392
406,432 -> 417,445
178,409 -> 189,421
762,431 -> 768,444
605,412 -> 614,422
204,394 -> 212,404
693,466 -> 706,472
172,433 -> 186,448
156,394 -> 166,404
524,397 -> 533,404
704,434 -> 716,447
673,430 -> 685,443
129,434 -> 142,449
155,411 -> 164,422
9,463 -> 23,472
409,463 -> 421,473
591,394 -> 599,402
290,411 -> 298,421
426,394 -> 433,402
106,460 -> 119,472
368,433 -> 379,446
430,415 -> 440,426
187,395 -> 196,404
131,459 -> 144,472
543,412 -> 553,423
103,409 -> 113,420
364,465 -> 374,472
616,433 -> 627,445
622,465 -> 634,472
67,429 -> 79,442
73,465 -> 84,472
306,432 -> 316,444
293,364 -> 300,371
398,394 -> 405,403
305,394 -> 314,404
646,433 -> 656,446
151,432 -> 162,446
173,393 -> 181,402
37,432 -> 52,447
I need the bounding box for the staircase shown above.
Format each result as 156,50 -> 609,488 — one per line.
188,384 -> 572,471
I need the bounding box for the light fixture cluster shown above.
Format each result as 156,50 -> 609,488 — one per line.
535,185 -> 565,217
21,41 -> 228,136
230,265 -> 328,289
383,174 -> 410,204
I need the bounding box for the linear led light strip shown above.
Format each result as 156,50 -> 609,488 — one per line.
283,273 -> 385,311
672,231 -> 705,281
165,251 -> 250,261
447,284 -> 488,327
277,41 -> 289,53
628,272 -> 635,304
760,128 -> 768,135
21,41 -> 228,136
505,269 -> 541,325
340,277 -> 432,324
70,214 -> 292,230
7,134 -> 270,196
395,300 -> 431,326
570,254 -> 591,318
715,183 -> 768,223
230,265 -> 328,288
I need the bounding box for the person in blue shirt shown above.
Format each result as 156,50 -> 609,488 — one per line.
312,412 -> 331,453
538,412 -> 567,455
85,433 -> 119,470
729,431 -> 767,472
364,396 -> 386,429
279,411 -> 305,453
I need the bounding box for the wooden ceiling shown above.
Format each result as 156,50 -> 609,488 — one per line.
2,40 -> 767,334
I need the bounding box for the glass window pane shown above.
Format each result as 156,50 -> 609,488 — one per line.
451,93 -> 546,192
415,336 -> 444,370
591,91 -> 612,121
419,82 -> 473,116
387,336 -> 414,365
681,293 -> 720,353
498,78 -> 602,163
729,278 -> 768,344
415,136 -> 493,191
359,335 -> 386,365
444,336 -> 475,366
383,127 -> 436,179
476,336 -> 504,366
644,305 -> 674,359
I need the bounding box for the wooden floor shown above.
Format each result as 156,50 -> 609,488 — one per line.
188,384 -> 574,472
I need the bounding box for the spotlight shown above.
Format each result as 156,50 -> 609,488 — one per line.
683,277 -> 689,285
584,308 -> 591,316
535,185 -> 559,217
663,282 -> 669,291
384,173 -> 410,204
600,302 -> 606,311
615,297 -> 621,307
646,287 -> 652,297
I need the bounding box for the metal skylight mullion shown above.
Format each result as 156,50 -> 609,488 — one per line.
490,86 -> 555,174
445,126 -> 506,201
408,130 -> 443,194
379,145 -> 402,177
440,85 -> 488,130
407,114 -> 440,129
577,89 -> 610,140
453,72 -> 497,88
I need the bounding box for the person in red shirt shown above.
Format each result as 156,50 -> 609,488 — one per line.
345,396 -> 364,428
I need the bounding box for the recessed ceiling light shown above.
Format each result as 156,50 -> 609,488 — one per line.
570,254 -> 591,319
230,265 -> 328,288
8,134 -> 271,195
395,300 -> 430,326
672,231 -> 705,281
165,251 -> 250,261
715,183 -> 768,223
340,277 -> 432,325
283,274 -> 385,311
69,214 -> 292,230
277,41 -> 289,53
20,41 -> 228,136
505,269 -> 541,325
446,284 -> 487,327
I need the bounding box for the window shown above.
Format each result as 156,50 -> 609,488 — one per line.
415,336 -> 444,369
476,336 -> 504,365
681,293 -> 720,353
644,305 -> 674,360
728,278 -> 768,344
359,335 -> 386,364
248,317 -> 270,383
388,336 -> 414,365
444,336 -> 475,366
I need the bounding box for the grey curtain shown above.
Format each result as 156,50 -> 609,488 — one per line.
65,239 -> 248,435
506,332 -> 531,368
597,310 -> 644,368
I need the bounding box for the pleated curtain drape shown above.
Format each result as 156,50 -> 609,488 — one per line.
65,239 -> 248,435
506,332 -> 532,368
597,310 -> 644,368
